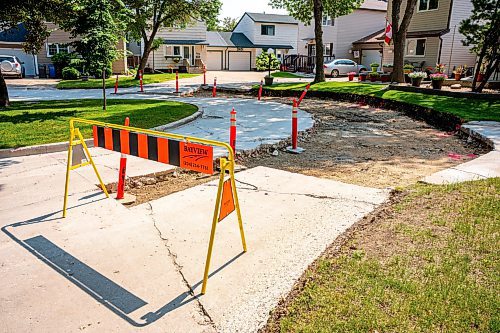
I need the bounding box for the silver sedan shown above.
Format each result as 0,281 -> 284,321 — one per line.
314,59 -> 367,77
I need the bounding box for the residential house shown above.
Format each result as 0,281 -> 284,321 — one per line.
136,1 -> 387,73
0,23 -> 127,77
383,0 -> 476,75
297,0 -> 387,70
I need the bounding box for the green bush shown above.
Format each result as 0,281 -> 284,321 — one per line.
256,51 -> 280,71
93,67 -> 112,79
69,58 -> 85,72
51,52 -> 72,68
62,67 -> 80,80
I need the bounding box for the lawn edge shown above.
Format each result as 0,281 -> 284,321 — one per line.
0,103 -> 201,158
258,189 -> 405,333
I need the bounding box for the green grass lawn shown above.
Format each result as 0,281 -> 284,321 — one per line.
262,82 -> 500,122
0,99 -> 197,148
272,178 -> 500,332
271,71 -> 306,78
56,73 -> 200,89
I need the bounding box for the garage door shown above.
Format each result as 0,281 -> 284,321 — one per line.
228,51 -> 250,71
0,48 -> 36,76
206,51 -> 222,70
361,49 -> 382,69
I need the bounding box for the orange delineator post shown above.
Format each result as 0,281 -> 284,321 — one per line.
230,108 -> 237,154
258,80 -> 263,101
212,77 -> 217,97
297,83 -> 311,106
139,70 -> 144,93
116,117 -> 130,199
175,70 -> 179,93
292,99 -> 298,150
113,75 -> 119,94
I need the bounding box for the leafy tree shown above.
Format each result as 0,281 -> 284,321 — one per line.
271,0 -> 363,83
124,0 -> 221,79
0,1 -> 69,107
215,17 -> 238,32
459,0 -> 499,92
389,0 -> 418,83
61,0 -> 130,110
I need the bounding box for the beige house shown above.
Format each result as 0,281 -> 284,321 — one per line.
383,0 -> 476,75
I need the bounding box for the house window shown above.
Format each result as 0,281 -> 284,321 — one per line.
418,0 -> 438,11
324,43 -> 332,56
46,43 -> 70,57
173,46 -> 181,56
405,38 -> 426,56
322,16 -> 334,26
261,25 -> 275,36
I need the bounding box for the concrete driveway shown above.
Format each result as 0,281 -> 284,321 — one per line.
0,148 -> 389,332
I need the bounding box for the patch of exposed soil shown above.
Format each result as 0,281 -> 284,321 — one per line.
241,97 -> 489,189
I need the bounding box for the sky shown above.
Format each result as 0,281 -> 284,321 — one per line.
219,0 -> 288,20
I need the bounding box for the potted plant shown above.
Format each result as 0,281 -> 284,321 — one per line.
380,73 -> 390,83
430,73 -> 447,89
369,72 -> 380,82
347,71 -> 356,81
403,64 -> 414,74
382,64 -> 393,73
358,72 -> 368,81
264,74 -> 274,85
408,71 -> 427,87
370,62 -> 380,72
452,65 -> 466,81
435,63 -> 446,73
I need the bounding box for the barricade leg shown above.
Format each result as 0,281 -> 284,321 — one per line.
62,128 -> 74,218
230,162 -> 247,252
201,158 -> 227,294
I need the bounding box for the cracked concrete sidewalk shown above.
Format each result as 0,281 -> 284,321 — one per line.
0,149 -> 388,332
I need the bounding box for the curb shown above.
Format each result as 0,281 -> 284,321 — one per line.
0,105 -> 202,159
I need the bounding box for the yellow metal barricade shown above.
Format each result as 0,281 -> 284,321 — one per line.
63,118 -> 247,294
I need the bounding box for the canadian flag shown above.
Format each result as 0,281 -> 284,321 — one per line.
385,20 -> 393,45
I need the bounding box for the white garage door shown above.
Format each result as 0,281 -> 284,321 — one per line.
228,51 -> 250,71
206,51 -> 222,70
0,48 -> 36,76
361,49 -> 382,69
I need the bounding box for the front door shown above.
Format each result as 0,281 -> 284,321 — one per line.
183,46 -> 191,65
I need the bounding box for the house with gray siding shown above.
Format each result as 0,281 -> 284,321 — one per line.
383,0 -> 476,75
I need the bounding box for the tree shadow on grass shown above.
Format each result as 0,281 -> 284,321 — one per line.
0,110 -> 79,124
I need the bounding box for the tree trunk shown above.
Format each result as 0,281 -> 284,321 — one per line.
475,58 -> 498,93
102,66 -> 107,111
313,0 -> 325,83
392,33 -> 405,82
0,68 -> 9,108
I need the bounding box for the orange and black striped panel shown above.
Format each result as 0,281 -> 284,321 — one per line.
91,125 -> 213,174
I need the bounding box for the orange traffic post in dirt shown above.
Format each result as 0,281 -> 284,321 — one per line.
212,77 -> 217,97
116,117 -> 130,199
230,108 -> 237,154
113,75 -> 119,94
286,99 -> 304,154
175,70 -> 179,93
258,79 -> 263,101
297,83 -> 310,106
139,70 -> 144,93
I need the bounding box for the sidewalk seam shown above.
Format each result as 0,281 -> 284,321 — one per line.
146,202 -> 217,331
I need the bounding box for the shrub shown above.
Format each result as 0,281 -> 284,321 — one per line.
403,64 -> 414,70
69,58 -> 85,72
93,67 -> 112,79
408,71 -> 428,79
51,52 -> 72,68
370,62 -> 380,67
256,52 -> 280,71
62,67 -> 80,80
369,72 -> 381,78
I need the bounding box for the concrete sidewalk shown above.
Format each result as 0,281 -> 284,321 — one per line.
423,121 -> 500,184
0,148 -> 389,332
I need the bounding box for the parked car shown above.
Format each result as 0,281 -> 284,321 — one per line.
314,59 -> 367,77
0,55 -> 25,78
